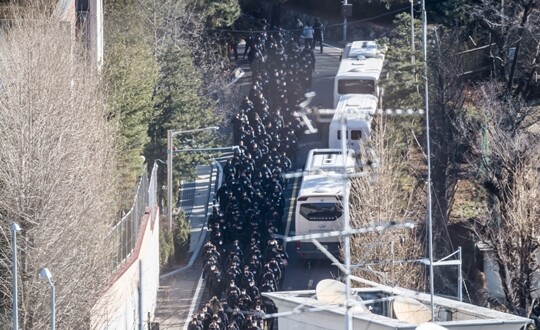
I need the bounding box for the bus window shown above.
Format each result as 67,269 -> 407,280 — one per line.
299,203 -> 343,221
351,130 -> 362,140
338,79 -> 376,95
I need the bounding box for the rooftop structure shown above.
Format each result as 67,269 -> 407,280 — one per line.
304,149 -> 356,173
264,277 -> 531,330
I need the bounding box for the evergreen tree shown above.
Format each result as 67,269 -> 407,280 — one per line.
145,41 -> 220,197
381,12 -> 423,110
104,0 -> 159,205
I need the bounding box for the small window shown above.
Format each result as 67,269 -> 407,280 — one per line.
351,130 -> 362,140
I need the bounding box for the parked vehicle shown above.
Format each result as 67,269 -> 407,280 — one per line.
333,40 -> 385,107
294,149 -> 355,260
328,94 -> 378,153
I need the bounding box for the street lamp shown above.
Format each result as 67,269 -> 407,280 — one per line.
11,223 -> 21,330
39,268 -> 55,330
167,126 -> 219,230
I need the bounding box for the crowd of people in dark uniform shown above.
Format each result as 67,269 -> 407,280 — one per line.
188,23 -> 317,330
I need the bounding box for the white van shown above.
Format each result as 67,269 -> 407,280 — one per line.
328,94 -> 378,152
334,40 -> 385,107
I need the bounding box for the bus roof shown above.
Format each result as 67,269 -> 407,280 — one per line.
299,149 -> 355,198
332,94 -> 378,123
336,56 -> 385,81
298,172 -> 347,198
305,149 -> 356,173
344,40 -> 384,59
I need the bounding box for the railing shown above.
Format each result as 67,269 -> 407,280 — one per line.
110,163 -> 158,270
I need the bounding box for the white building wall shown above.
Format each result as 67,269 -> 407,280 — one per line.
91,208 -> 160,330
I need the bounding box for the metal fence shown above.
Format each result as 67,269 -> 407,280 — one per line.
110,163 -> 159,270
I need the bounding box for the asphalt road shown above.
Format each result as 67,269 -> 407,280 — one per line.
280,43 -> 345,291
220,42 -> 345,290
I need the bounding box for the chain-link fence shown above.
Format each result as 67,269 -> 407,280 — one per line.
110,163 -> 159,270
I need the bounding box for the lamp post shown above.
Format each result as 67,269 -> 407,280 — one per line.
39,268 -> 55,330
11,223 -> 21,330
167,126 -> 219,230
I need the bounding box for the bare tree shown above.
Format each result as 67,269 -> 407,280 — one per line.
348,115 -> 424,290
462,81 -> 540,316
0,5 -> 116,329
473,0 -> 540,98
427,27 -> 466,259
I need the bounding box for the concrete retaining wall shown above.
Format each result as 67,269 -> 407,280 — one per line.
91,207 -> 160,330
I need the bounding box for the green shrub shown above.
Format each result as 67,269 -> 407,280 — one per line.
159,219 -> 175,267
173,210 -> 190,263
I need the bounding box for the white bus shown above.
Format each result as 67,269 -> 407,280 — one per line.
295,149 -> 356,260
328,94 -> 378,152
334,40 -> 385,107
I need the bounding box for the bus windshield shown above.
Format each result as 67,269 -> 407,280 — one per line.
338,79 -> 375,95
299,202 -> 343,221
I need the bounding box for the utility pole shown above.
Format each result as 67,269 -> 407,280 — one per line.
420,0 -> 435,321
340,119 -> 353,329
343,0 -> 348,44
11,223 -> 21,330
166,126 -> 218,231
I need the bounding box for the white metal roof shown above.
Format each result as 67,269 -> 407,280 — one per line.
298,172 -> 347,197
298,149 -> 356,198
345,41 -> 384,59
335,40 -> 385,83
264,277 -> 532,330
305,149 -> 356,172
336,56 -> 385,82
332,94 -> 378,123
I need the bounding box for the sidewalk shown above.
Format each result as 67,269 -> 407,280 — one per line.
154,164 -> 218,329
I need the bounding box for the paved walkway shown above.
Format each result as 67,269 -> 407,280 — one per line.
154,164 -> 218,329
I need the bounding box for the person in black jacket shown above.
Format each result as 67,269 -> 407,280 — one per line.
243,30 -> 254,59
187,316 -> 203,330
230,307 -> 245,329
313,18 -> 324,53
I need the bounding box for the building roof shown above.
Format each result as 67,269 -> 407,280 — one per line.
263,277 -> 532,330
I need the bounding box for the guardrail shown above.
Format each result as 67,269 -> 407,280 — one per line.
110,163 -> 158,270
